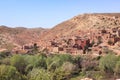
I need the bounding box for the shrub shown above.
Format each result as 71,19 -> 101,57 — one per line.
27,68 -> 52,80
53,68 -> 68,80
10,54 -> 27,74
97,36 -> 102,45
0,51 -> 11,59
73,55 -> 82,69
108,40 -> 113,45
53,62 -> 77,80
1,57 -> 10,65
46,54 -> 73,72
57,54 -> 73,63
46,55 -> 61,71
24,54 -> 47,73
0,65 -> 26,80
80,55 -> 99,71
61,62 -> 77,74
114,60 -> 120,76
33,55 -> 47,68
99,53 -> 118,74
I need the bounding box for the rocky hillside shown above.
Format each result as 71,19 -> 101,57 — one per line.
39,13 -> 120,55
0,13 -> 120,54
41,13 -> 120,40
0,26 -> 48,50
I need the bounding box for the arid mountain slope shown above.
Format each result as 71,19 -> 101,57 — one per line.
39,13 -> 120,55
0,26 -> 48,50
1,13 -> 120,54
41,13 -> 120,40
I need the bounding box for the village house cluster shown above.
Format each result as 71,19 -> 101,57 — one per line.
46,27 -> 120,55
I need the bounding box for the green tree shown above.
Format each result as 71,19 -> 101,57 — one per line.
10,54 -> 27,74
32,43 -> 39,54
99,54 -> 118,74
46,55 -> 61,71
0,65 -> 26,80
27,68 -> 52,80
24,54 -> 47,73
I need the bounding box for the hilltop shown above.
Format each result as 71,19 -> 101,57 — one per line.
41,13 -> 120,40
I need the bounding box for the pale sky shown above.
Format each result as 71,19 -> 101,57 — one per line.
0,0 -> 120,28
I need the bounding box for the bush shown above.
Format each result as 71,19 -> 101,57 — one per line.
99,53 -> 118,74
81,55 -> 99,71
61,62 -> 77,74
27,68 -> 52,80
53,68 -> 69,80
10,54 -> 27,74
0,51 -> 11,59
2,52 -> 120,80
25,54 -> 47,68
97,36 -> 102,45
73,55 -> 82,69
19,54 -> 47,74
46,54 -> 73,72
24,55 -> 37,73
0,65 -> 26,80
52,62 -> 78,80
58,54 -> 73,62
1,57 -> 10,65
46,55 -> 61,71
33,55 -> 47,68
114,60 -> 120,76
108,40 -> 113,45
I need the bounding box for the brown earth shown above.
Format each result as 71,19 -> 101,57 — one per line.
0,25 -> 49,50
41,13 -> 120,40
39,13 -> 120,55
0,13 -> 120,54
